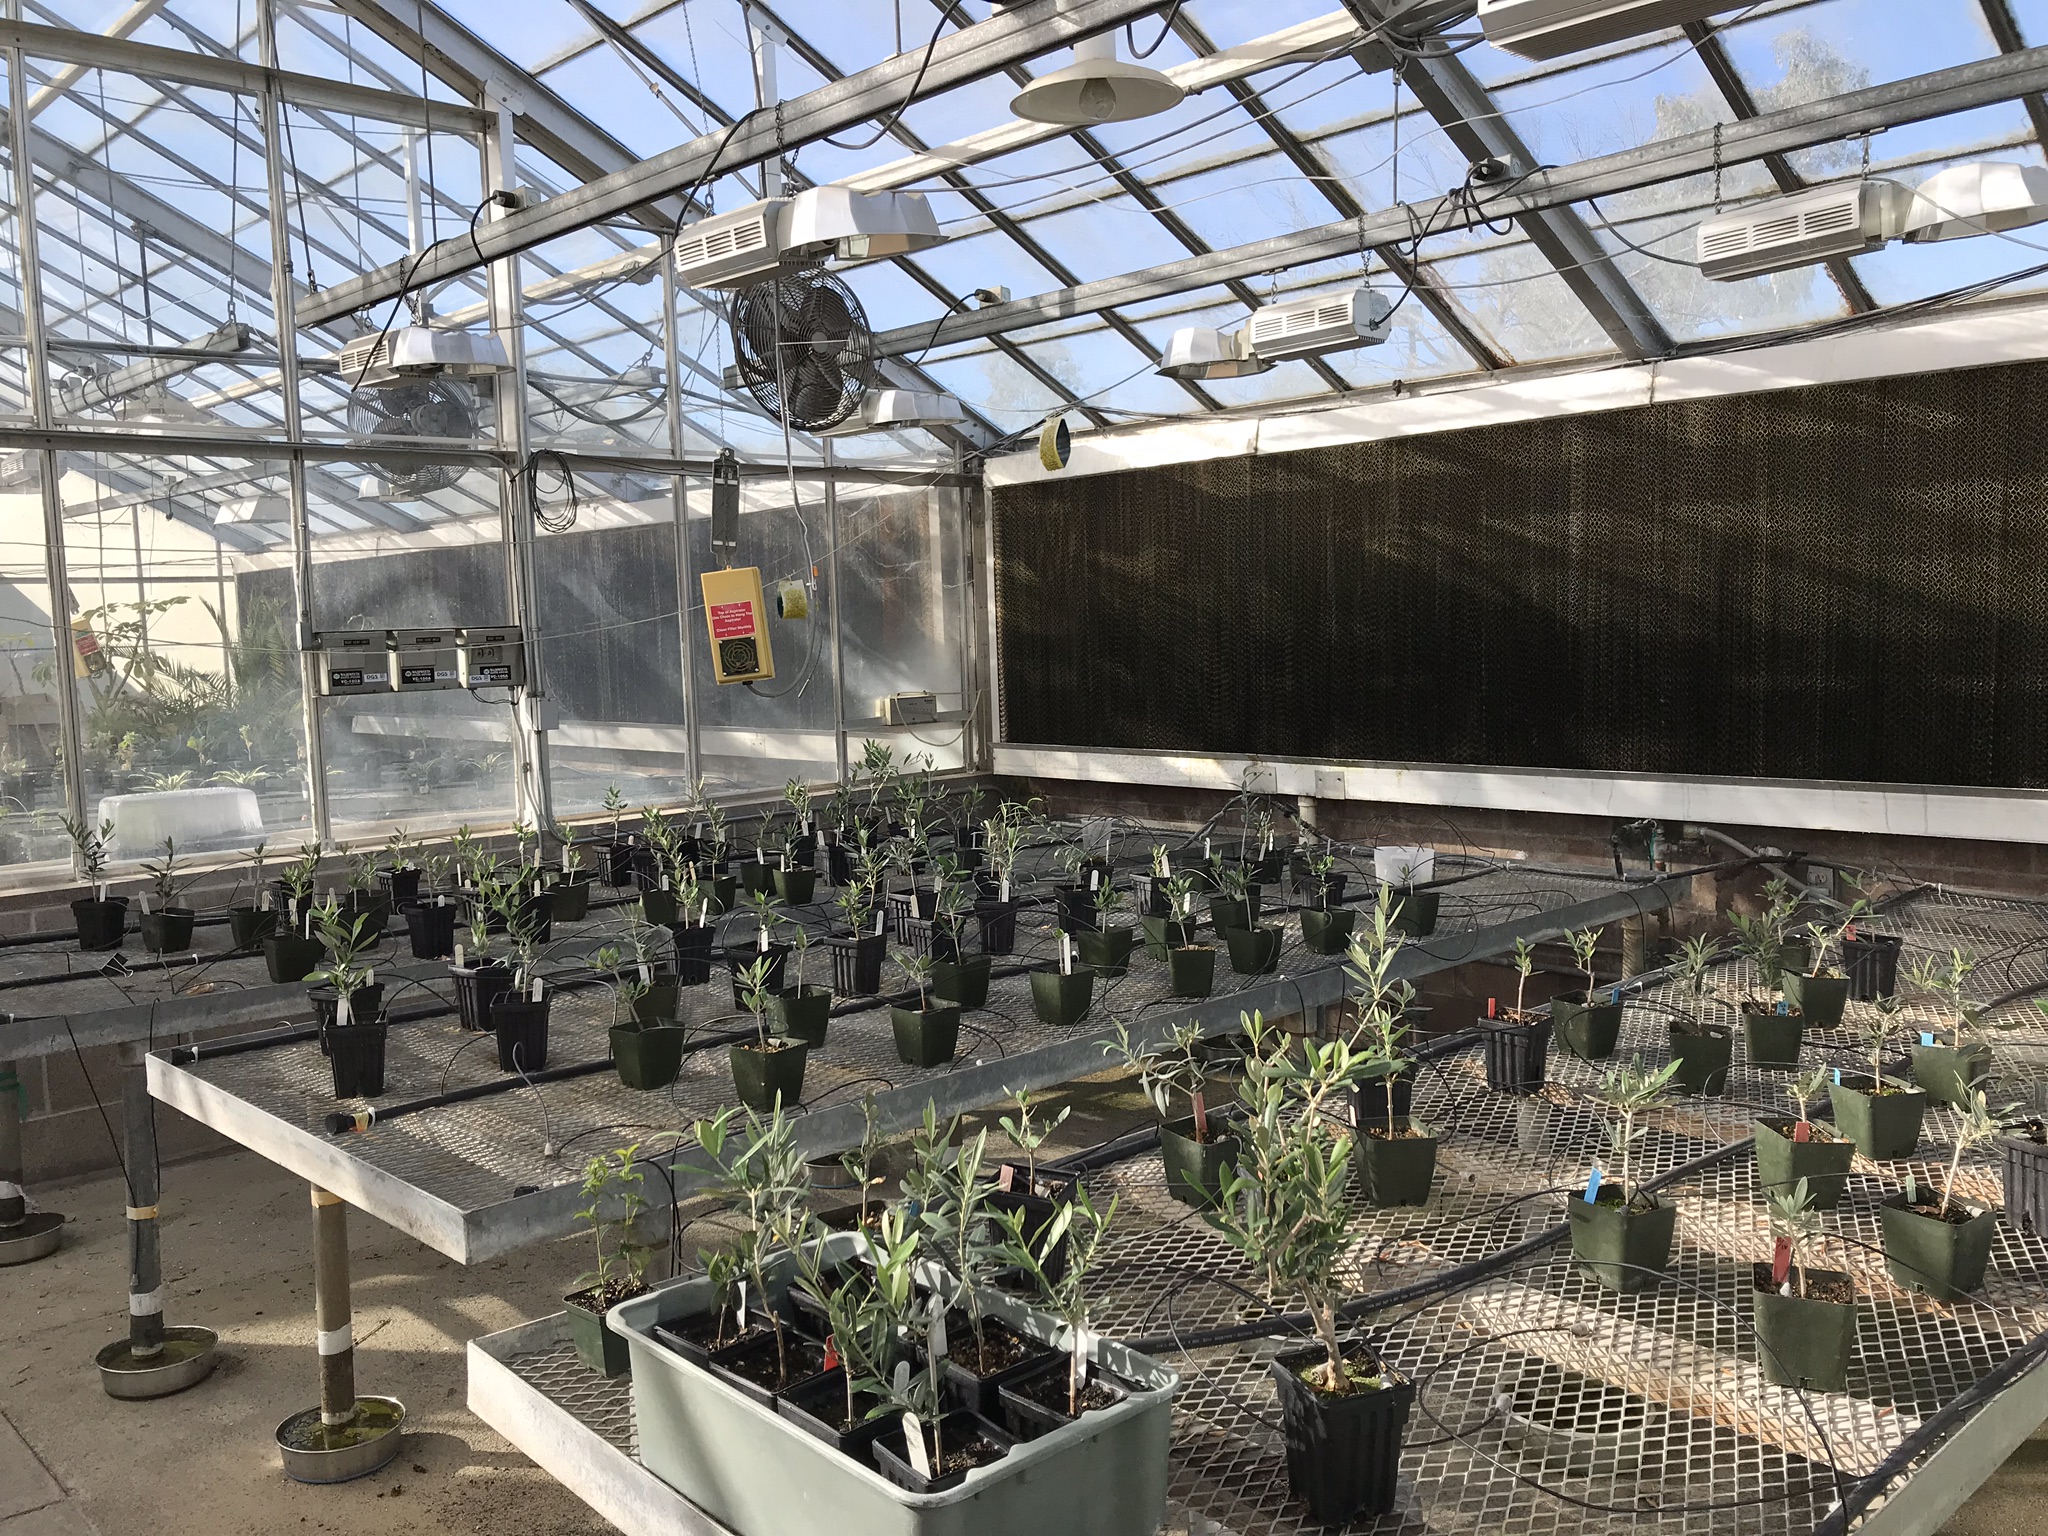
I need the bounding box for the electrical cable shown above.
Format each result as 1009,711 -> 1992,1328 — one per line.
822,5 -> 953,153
1127,0 -> 1185,59
520,448 -> 582,533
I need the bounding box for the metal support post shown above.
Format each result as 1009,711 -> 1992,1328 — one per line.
824,440 -> 848,785
660,259 -> 701,790
274,1186 -> 405,1480
0,1058 -> 61,1264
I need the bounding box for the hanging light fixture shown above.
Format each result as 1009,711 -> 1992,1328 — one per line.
1900,161 -> 2048,243
1158,326 -> 1271,380
1011,33 -> 1184,126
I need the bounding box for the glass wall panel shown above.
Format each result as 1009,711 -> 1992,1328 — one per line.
0,454 -> 71,885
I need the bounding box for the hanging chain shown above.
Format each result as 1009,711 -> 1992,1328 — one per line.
1712,122 -> 1723,214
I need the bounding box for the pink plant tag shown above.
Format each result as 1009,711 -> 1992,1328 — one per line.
1772,1236 -> 1792,1288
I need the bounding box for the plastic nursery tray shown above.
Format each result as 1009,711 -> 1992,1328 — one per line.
610,1237 -> 1177,1536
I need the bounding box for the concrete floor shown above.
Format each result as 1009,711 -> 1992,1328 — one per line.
1,1111 -> 2042,1536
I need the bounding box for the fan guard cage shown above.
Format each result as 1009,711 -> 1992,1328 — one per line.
730,268 -> 876,431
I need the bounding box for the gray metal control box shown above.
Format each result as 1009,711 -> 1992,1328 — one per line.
390,627 -> 461,692
459,626 -> 527,689
315,631 -> 391,696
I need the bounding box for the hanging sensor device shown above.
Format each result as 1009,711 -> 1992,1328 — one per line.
710,448 -> 741,561
389,628 -> 461,692
315,631 -> 392,696
459,626 -> 528,689
702,568 -> 775,684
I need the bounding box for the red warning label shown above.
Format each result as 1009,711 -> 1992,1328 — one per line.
710,600 -> 757,640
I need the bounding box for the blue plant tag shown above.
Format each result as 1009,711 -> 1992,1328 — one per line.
1584,1166 -> 1603,1204
1832,1067 -> 1842,1084
1777,1000 -> 1789,1016
1609,987 -> 1620,1006
1921,1031 -> 1937,1047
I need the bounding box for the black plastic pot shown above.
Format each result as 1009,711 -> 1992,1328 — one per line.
1353,1070 -> 1414,1130
1843,932 -> 1903,1001
380,867 -> 422,908
933,954 -> 992,1010
1668,1024 -> 1733,1096
1755,1118 -> 1855,1209
671,923 -> 716,985
1075,925 -> 1136,978
228,906 -> 277,951
736,860 -> 772,897
1741,1006 -> 1805,1070
975,899 -> 1019,956
1388,888 -> 1439,938
138,907 -> 195,954
1299,907 -> 1357,956
342,893 -> 391,944
450,962 -> 513,1032
550,877 -> 592,923
326,1021 -> 388,1099
1169,944 -> 1216,999
491,995 -> 551,1073
731,1039 -> 807,1111
640,887 -> 679,926
311,983 -> 385,1036
1225,924 -> 1282,976
565,1288 -> 636,1378
1752,1266 -> 1856,1391
1552,994 -> 1622,1062
264,932 -> 324,984
776,1371 -> 893,1459
1207,892 -> 1261,935
605,840 -> 636,886
1159,1115 -> 1238,1208
1781,970 -> 1849,1031
1829,1078 -> 1926,1159
704,875 -> 737,915
887,887 -> 941,941
996,1354 -> 1127,1443
403,901 -> 458,960
891,1004 -> 962,1068
1140,915 -> 1195,962
1568,1191 -> 1678,1292
730,944 -> 791,1008
511,889 -> 554,944
872,1412 -> 1012,1496
1357,1122 -> 1437,1207
771,868 -> 817,906
1268,1343 -> 1414,1525
72,896 -> 128,953
1479,1017 -> 1551,1095
633,979 -> 680,1024
828,932 -> 886,995
1912,1041 -> 1994,1108
611,1023 -> 686,1090
772,985 -> 833,1047
1029,968 -> 1093,1027
908,917 -> 963,964
939,1316 -> 1056,1416
2004,1132 -> 2048,1236
1052,885 -> 1100,934
1880,1195 -> 1997,1301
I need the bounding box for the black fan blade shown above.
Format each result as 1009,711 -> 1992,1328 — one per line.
786,359 -> 849,428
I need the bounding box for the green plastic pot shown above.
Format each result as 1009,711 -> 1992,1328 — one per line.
1741,1006 -> 1804,1070
566,1287 -> 636,1378
739,861 -> 774,896
1388,889 -> 1439,939
730,1039 -> 808,1112
1829,1079 -> 1926,1159
640,888 -> 680,925
1299,907 -> 1357,956
1754,1118 -> 1856,1209
1751,1268 -> 1856,1391
1207,894 -> 1258,934
1780,971 -> 1848,1031
1771,940 -> 1812,987
632,983 -> 680,1025
1224,924 -> 1282,976
1911,1041 -> 1994,1108
1140,916 -> 1195,962
1168,945 -> 1216,999
1880,1195 -> 1997,1301
1159,1116 -> 1238,1209
890,1004 -> 961,1069
1568,1192 -> 1677,1293
1552,995 -> 1621,1062
1356,1121 -> 1437,1207
1030,969 -> 1094,1028
772,868 -> 818,906
1667,1024 -> 1733,1095
1075,926 -> 1136,979
772,986 -> 833,1047
933,955 -> 992,1010
611,1024 -> 686,1090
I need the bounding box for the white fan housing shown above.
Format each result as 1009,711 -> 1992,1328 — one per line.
1478,0 -> 1746,60
1246,289 -> 1394,362
1697,182 -> 1904,281
675,190 -> 944,289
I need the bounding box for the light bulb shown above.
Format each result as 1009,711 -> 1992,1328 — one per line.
1079,76 -> 1116,122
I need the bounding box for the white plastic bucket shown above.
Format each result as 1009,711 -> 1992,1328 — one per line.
1374,845 -> 1435,886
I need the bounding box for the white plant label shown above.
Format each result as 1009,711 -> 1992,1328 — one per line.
639,963 -> 652,985
999,875 -> 1011,903
1204,837 -> 1212,860
661,874 -> 671,892
454,943 -> 465,969
365,968 -> 374,988
757,925 -> 770,954
337,995 -> 352,1027
260,891 -> 271,911
531,976 -> 544,1003
736,1281 -> 748,1329
1071,1326 -> 1093,1382
929,1309 -> 948,1361
139,893 -> 151,914
873,910 -> 886,937
901,1412 -> 932,1479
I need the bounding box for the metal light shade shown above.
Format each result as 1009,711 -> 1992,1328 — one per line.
1159,326 -> 1271,380
217,494 -> 291,524
783,187 -> 944,260
1011,33 -> 1184,126
1902,161 -> 2048,242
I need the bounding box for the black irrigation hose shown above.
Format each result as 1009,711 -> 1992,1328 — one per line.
1120,1131 -> 1756,1357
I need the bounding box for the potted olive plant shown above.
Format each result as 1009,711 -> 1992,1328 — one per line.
489,905 -> 552,1073
827,874 -> 886,995
265,846 -> 324,983
379,828 -> 422,909
1753,1178 -> 1856,1391
1756,1066 -> 1856,1210
1782,902 -> 1867,1031
564,1144 -> 657,1376
596,944 -> 686,1091
1569,1055 -> 1684,1291
1298,843 -> 1356,956
311,902 -> 387,1099
1729,910 -> 1802,1069
932,871 -> 993,1009
1075,882 -> 1136,977
1477,938 -> 1552,1095
227,841 -> 277,951
771,926 -> 833,1047
730,953 -> 806,1110
1880,1090 -> 2004,1300
1209,1013 -> 1412,1525
1552,926 -> 1622,1062
889,950 -> 960,1068
1667,934 -> 1734,1094
1908,948 -> 1997,1108
975,803 -> 1028,955
136,838 -> 196,954
339,845 -> 390,946
729,890 -> 790,1007
64,815 -> 126,952
992,1188 -> 1124,1439
1107,1019 -> 1239,1210
1348,897 -> 1435,1207
1829,996 -> 1927,1158
548,824 -> 593,923
1030,931 -> 1095,1028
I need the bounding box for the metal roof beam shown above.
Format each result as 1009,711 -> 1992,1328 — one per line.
872,41 -> 2048,356
1977,0 -> 2048,147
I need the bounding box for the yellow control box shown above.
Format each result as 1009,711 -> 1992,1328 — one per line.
701,566 -> 775,684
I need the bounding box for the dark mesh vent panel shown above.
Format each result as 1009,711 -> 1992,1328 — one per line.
994,361 -> 2048,788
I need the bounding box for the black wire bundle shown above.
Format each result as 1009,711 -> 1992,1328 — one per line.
520,448 -> 580,533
